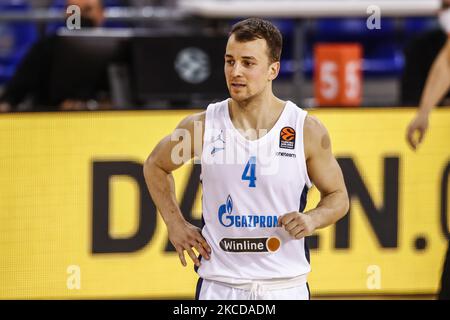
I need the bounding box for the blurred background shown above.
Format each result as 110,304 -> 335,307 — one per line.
1,0 -> 450,110
0,0 -> 448,300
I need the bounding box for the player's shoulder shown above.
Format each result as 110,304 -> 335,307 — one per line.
189,111 -> 206,123
176,111 -> 206,131
304,114 -> 331,158
177,98 -> 229,130
304,114 -> 329,139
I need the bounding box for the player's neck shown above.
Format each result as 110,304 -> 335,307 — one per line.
229,92 -> 286,135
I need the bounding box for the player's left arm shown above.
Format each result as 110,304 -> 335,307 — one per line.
280,115 -> 349,239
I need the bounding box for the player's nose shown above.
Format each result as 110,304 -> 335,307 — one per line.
230,62 -> 244,77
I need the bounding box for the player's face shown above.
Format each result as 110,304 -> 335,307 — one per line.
224,34 -> 279,102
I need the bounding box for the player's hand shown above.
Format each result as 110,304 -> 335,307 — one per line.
278,212 -> 317,239
59,100 -> 92,111
0,102 -> 11,113
406,112 -> 429,150
167,218 -> 211,267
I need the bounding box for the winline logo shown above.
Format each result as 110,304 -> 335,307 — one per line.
219,237 -> 281,253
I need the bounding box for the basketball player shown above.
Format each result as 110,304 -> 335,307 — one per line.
406,0 -> 450,300
143,18 -> 349,300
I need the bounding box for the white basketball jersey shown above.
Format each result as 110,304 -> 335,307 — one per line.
198,98 -> 313,281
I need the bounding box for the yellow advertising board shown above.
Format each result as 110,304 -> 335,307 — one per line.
0,108 -> 448,298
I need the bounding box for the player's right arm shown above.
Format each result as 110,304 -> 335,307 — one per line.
407,38 -> 450,150
143,111 -> 211,267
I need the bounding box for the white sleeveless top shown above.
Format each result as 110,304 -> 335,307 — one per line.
198,98 -> 312,282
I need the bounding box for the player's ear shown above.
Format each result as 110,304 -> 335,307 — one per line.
268,61 -> 280,81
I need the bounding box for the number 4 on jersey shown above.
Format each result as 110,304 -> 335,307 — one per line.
242,156 -> 257,188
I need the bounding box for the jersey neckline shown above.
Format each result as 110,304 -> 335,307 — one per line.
224,98 -> 292,145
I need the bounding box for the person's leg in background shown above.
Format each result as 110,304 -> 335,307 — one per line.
438,240 -> 450,300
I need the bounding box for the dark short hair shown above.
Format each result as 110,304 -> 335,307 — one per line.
229,18 -> 283,63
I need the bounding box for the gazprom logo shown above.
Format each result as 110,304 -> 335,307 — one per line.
218,195 -> 279,228
218,195 -> 234,227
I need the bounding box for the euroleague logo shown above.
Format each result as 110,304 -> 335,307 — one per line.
174,47 -> 211,84
279,126 -> 295,149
